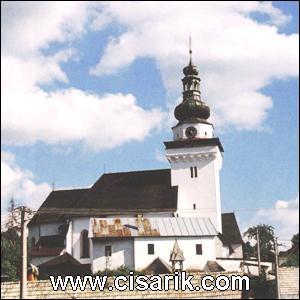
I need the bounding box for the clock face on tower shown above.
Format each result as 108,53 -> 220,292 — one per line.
185,126 -> 197,139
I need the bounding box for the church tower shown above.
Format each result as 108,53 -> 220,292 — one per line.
165,45 -> 224,232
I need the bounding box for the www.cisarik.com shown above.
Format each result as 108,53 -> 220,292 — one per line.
50,272 -> 250,292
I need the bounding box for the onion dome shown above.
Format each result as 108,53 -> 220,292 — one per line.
174,98 -> 210,122
174,44 -> 210,123
183,56 -> 199,76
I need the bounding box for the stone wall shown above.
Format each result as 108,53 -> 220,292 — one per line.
278,267 -> 299,299
1,272 -> 243,299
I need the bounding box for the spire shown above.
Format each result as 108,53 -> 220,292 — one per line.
174,41 -> 210,124
183,36 -> 198,76
169,240 -> 185,262
189,36 -> 193,65
169,239 -> 185,272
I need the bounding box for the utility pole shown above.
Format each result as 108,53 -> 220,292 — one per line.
20,206 -> 27,299
257,227 -> 261,275
274,238 -> 281,299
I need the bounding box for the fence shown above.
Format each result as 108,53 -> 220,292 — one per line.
1,272 -> 243,299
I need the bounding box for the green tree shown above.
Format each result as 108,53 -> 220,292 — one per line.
243,241 -> 256,259
291,233 -> 299,247
281,233 -> 299,267
244,224 -> 275,261
1,228 -> 21,281
1,201 -> 32,281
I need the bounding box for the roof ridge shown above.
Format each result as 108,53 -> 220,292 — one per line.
103,168 -> 170,175
51,187 -> 90,192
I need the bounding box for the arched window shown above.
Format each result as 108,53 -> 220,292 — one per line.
80,230 -> 90,258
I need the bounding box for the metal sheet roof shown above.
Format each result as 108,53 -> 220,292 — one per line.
90,216 -> 217,238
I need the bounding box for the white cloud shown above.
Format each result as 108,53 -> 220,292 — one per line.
1,151 -> 52,210
1,2 -> 165,150
2,86 -> 164,150
255,1 -> 292,26
251,195 -> 299,244
1,1 -> 91,56
90,1 -> 299,130
1,2 -> 298,150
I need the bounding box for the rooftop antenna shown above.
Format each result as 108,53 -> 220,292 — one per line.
52,179 -> 55,191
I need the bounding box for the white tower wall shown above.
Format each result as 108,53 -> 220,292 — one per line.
166,145 -> 223,232
173,123 -> 214,140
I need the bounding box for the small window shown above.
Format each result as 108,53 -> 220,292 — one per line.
193,204 -> 196,210
148,244 -> 154,255
190,167 -> 194,178
194,167 -> 198,178
205,132 -> 207,136
196,244 -> 203,255
105,245 -> 112,257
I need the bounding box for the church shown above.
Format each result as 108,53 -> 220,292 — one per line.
28,49 -> 243,275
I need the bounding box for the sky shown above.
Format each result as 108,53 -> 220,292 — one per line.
1,1 -> 299,246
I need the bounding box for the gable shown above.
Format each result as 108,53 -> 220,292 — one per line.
221,213 -> 243,245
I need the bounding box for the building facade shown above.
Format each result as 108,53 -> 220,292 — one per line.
28,49 -> 243,275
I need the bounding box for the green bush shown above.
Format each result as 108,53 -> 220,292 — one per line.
246,273 -> 276,299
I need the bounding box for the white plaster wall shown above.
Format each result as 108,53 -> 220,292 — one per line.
231,244 -> 243,259
134,236 -> 216,271
216,259 -> 243,272
92,238 -> 134,273
65,220 -> 73,255
243,264 -> 272,276
39,222 -> 63,236
222,246 -> 230,257
167,145 -> 222,232
71,217 -> 92,264
28,221 -> 65,249
214,237 -> 243,259
173,123 -> 214,140
216,259 -> 272,275
215,236 -> 224,257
